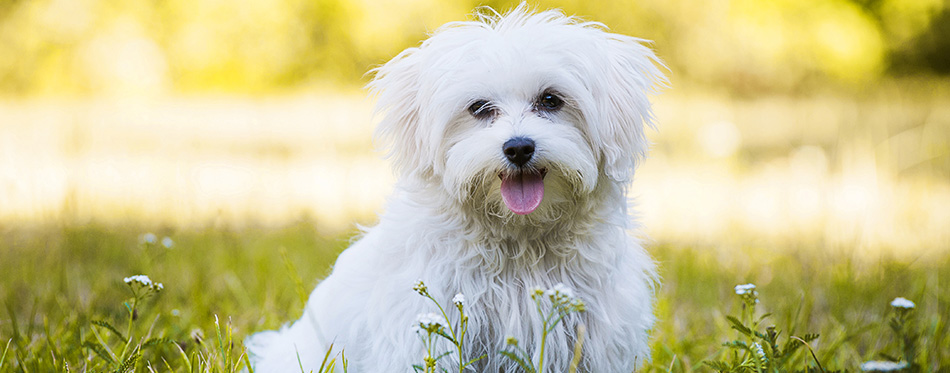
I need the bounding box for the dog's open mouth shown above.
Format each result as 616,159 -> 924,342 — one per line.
499,168 -> 547,215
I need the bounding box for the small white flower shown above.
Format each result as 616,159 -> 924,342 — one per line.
417,312 -> 445,327
860,360 -> 908,371
452,293 -> 465,307
140,233 -> 157,245
414,312 -> 447,333
735,283 -> 757,295
161,237 -> 174,249
547,283 -> 576,300
124,275 -> 153,286
171,309 -> 180,316
124,274 -> 163,291
890,297 -> 915,309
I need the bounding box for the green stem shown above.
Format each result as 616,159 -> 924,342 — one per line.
118,294 -> 138,365
427,294 -> 459,342
426,332 -> 434,373
547,309 -> 572,334
457,317 -> 466,373
426,294 -> 467,372
538,322 -> 548,373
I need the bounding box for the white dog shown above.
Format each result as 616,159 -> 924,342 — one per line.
247,4 -> 666,372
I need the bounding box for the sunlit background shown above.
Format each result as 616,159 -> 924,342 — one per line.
2,0 -> 948,259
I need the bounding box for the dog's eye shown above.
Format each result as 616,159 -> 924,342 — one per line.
537,92 -> 563,112
468,100 -> 494,120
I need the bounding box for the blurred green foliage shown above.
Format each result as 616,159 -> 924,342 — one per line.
1,0 -> 948,97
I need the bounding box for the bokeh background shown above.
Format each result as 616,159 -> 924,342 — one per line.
2,0 -> 948,247
1,0 -> 949,370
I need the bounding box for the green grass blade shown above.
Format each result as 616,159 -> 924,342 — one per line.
341,349 -> 348,373
0,338 -> 11,369
4,304 -> 20,347
790,336 -> 825,373
317,342 -> 335,373
214,315 -> 229,369
295,346 -> 307,373
173,341 -> 192,371
43,317 -> 61,369
162,357 -> 174,372
280,246 -> 309,308
243,350 -> 256,373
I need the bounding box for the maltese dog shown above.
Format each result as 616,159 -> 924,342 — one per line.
247,4 -> 666,372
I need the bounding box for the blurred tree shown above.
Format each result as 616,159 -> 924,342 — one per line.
0,0 -> 947,96
889,7 -> 950,74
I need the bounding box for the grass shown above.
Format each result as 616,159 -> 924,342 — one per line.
0,220 -> 946,372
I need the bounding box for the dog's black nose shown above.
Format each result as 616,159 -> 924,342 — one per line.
503,137 -> 535,167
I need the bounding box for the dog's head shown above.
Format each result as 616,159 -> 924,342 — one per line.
370,5 -> 666,221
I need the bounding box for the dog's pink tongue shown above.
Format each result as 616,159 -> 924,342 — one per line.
500,172 -> 544,215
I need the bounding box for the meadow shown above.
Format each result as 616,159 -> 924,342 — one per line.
1,88 -> 948,372
0,217 -> 947,372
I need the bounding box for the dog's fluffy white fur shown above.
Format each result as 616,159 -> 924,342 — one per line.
247,4 -> 666,372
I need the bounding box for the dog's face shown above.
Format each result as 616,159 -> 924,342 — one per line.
370,8 -> 665,222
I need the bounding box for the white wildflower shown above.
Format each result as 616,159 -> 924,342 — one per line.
546,283 -> 576,300
124,274 -> 163,291
890,297 -> 915,309
124,275 -> 153,286
414,312 -> 447,333
536,283 -> 586,312
860,360 -> 908,372
452,293 -> 465,307
161,236 -> 174,249
734,283 -> 757,295
417,312 -> 445,327
140,233 -> 157,245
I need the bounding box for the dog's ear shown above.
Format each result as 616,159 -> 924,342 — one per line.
369,47 -> 434,180
591,34 -> 667,183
